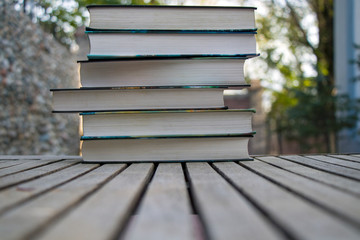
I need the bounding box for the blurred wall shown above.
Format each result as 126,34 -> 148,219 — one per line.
0,1 -> 80,155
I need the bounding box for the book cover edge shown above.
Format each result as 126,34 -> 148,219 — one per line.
80,108 -> 256,115
80,132 -> 256,140
86,54 -> 259,60
82,158 -> 254,163
50,86 -> 231,91
85,29 -> 257,34
78,54 -> 259,62
86,5 -> 257,10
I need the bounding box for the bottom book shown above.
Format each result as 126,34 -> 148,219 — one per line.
81,134 -> 254,162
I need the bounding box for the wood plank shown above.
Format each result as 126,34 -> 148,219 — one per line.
0,160 -> 27,170
241,160 -> 360,227
306,155 -> 360,170
0,163 -> 99,215
0,160 -> 80,190
258,156 -> 360,197
0,159 -> 64,178
186,162 -> 284,240
39,156 -> 82,160
0,155 -> 82,160
36,163 -> 154,240
213,161 -> 360,240
328,154 -> 360,163
0,156 -> 40,160
123,163 -> 195,240
282,155 -> 360,181
0,164 -> 126,240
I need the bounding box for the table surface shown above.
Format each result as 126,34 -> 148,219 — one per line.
0,154 -> 359,240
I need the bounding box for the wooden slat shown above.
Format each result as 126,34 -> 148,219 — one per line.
282,155 -> 360,181
328,154 -> 360,163
0,164 -> 126,240
0,159 -> 64,178
241,160 -> 360,227
37,163 -> 154,240
0,160 -> 27,170
0,160 -> 80,190
0,163 -> 99,215
213,161 -> 360,240
257,156 -> 360,196
0,156 -> 40,160
0,155 -> 82,160
306,155 -> 360,170
186,162 -> 284,240
123,163 -> 195,240
39,156 -> 82,160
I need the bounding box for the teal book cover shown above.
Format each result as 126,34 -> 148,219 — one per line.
81,132 -> 256,141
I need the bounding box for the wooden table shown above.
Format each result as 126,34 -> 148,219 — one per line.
0,154 -> 359,240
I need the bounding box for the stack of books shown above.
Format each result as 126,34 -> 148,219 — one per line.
51,5 -> 258,162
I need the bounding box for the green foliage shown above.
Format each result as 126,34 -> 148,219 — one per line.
270,78 -> 359,152
258,0 -> 358,152
17,0 -> 160,47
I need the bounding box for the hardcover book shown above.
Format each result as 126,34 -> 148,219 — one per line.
87,5 -> 256,31
79,57 -> 255,88
86,31 -> 257,58
51,86 -> 226,112
81,134 -> 254,162
81,109 -> 255,137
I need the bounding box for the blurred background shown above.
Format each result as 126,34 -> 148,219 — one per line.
1,0 -> 359,155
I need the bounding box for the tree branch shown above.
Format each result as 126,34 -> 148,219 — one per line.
285,0 -> 316,53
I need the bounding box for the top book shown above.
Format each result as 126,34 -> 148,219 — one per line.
87,5 -> 256,31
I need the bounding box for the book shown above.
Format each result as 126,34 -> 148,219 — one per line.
51,86 -> 226,112
79,57 -> 256,88
86,31 -> 257,58
81,134 -> 254,162
81,109 -> 255,137
87,5 -> 256,31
